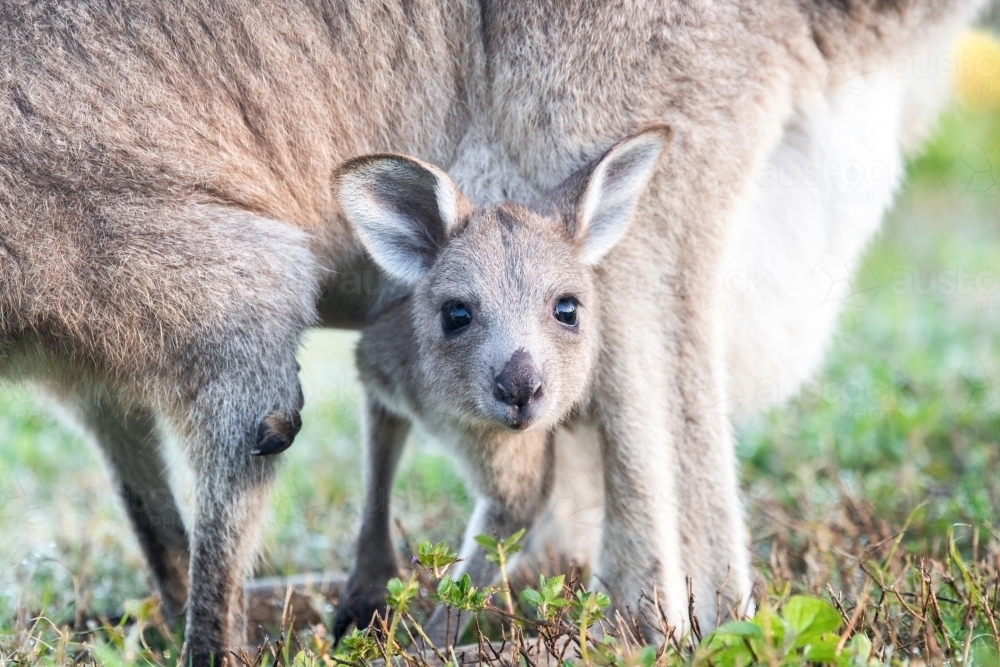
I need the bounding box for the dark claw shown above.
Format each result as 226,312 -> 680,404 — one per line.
251,432 -> 290,456
251,408 -> 302,456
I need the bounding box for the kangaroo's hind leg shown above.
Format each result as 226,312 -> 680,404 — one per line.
333,393 -> 411,641
70,389 -> 190,620
168,215 -> 315,665
112,206 -> 318,665
10,196 -> 316,665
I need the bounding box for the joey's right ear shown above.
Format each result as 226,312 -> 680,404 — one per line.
335,154 -> 469,285
547,126 -> 672,265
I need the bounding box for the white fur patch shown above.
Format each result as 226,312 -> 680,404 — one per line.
338,180 -> 432,285
433,174 -> 460,236
723,71 -> 912,418
337,158 -> 464,286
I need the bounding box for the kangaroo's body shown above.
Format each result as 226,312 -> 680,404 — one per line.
0,0 -> 983,661
332,131 -> 669,641
0,2 -> 478,662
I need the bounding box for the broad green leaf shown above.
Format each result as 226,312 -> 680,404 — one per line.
385,574 -> 418,613
520,588 -> 543,607
338,628 -> 381,662
474,534 -> 498,551
837,634 -> 873,667
713,621 -> 764,639
700,641 -> 756,667
752,605 -> 786,648
542,574 -> 566,598
802,635 -> 840,663
635,645 -> 657,667
502,528 -> 526,552
386,577 -> 404,597
415,540 -> 461,579
783,596 -> 842,647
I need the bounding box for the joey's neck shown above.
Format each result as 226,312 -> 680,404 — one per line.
448,422 -> 551,461
356,296 -> 419,411
455,426 -> 555,506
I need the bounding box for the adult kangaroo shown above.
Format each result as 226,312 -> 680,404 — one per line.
0,0 -> 982,662
0,2 -> 478,663
337,0 -> 986,643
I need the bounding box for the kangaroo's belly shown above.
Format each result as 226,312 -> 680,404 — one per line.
722,72 -> 915,420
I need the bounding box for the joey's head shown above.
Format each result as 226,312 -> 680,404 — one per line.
336,127 -> 671,432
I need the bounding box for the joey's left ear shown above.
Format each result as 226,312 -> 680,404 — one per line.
560,126 -> 673,265
334,153 -> 470,285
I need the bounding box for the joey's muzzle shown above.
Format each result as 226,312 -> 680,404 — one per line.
493,350 -> 544,429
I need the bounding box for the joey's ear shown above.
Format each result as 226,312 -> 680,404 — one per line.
565,126 -> 672,265
335,154 -> 469,284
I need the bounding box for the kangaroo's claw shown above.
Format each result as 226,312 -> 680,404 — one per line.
251,409 -> 302,456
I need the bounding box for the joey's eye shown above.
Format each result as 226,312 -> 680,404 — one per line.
553,297 -> 579,327
441,301 -> 472,333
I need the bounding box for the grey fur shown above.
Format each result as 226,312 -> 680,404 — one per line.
0,2 -> 479,663
68,388 -> 191,620
0,0 -> 984,661
333,129 -> 669,642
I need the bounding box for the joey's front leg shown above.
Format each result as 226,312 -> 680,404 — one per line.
333,395 -> 410,641
423,431 -> 556,648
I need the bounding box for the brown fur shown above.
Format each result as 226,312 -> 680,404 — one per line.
0,0 -> 983,660
463,0 -> 983,636
331,130 -> 668,641
0,2 -> 478,663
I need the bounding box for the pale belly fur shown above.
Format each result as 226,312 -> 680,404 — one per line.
445,41 -> 957,569
534,60 -> 956,568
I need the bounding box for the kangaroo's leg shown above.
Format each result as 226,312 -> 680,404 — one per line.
469,0 -> 984,643
142,207 -> 317,665
333,394 -> 410,641
71,391 -> 190,619
6,196 -> 316,665
423,430 -> 556,648
180,348 -> 306,664
183,440 -> 281,663
592,309 -> 752,640
183,365 -> 306,666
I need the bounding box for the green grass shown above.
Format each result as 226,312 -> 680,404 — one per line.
0,331 -> 474,625
2,100 -> 1000,664
739,101 -> 1000,554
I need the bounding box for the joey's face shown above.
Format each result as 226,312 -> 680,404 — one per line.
336,126 -> 671,435
412,204 -> 598,431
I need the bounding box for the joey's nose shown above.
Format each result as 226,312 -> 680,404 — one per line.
494,350 -> 543,408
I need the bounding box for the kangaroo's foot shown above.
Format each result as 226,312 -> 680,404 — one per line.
332,565 -> 397,642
